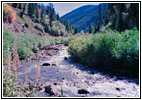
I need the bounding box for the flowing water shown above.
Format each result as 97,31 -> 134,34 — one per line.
18,44 -> 139,97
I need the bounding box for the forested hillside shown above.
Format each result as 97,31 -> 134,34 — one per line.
62,3 -> 139,33
62,4 -> 108,31
90,3 -> 139,33
3,3 -> 74,36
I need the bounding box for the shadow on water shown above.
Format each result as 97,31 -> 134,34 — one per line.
68,55 -> 139,85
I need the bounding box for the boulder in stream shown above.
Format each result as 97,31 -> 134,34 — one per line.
64,57 -> 68,60
116,87 -> 121,91
42,63 -> 50,66
78,89 -> 90,94
45,85 -> 57,96
52,64 -> 56,66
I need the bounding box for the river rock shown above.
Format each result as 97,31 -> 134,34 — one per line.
53,83 -> 57,85
36,83 -> 44,91
116,87 -> 121,91
78,89 -> 90,94
52,64 -> 56,66
64,57 -> 68,60
42,63 -> 50,66
45,85 -> 57,96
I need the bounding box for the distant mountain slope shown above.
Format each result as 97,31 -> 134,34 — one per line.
62,4 -> 108,31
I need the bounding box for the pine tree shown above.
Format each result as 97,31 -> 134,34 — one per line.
49,9 -> 55,27
49,3 -> 53,8
12,3 -> 17,8
48,3 -> 56,27
40,4 -> 46,24
46,5 -> 51,15
20,3 -> 26,18
98,4 -> 102,30
89,24 -> 94,34
18,3 -> 23,9
74,27 -> 78,34
56,13 -> 60,21
28,4 -> 32,17
128,3 -> 139,29
65,19 -> 70,32
35,5 -> 40,21
28,3 -> 37,18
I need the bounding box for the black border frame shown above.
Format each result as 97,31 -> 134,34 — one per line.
1,1 -> 141,99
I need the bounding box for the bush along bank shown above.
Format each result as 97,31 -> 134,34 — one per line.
68,28 -> 139,78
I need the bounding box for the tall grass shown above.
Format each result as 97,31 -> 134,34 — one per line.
6,44 -> 11,72
68,28 -> 139,78
34,64 -> 40,84
3,29 -> 14,61
3,29 -> 72,61
3,41 -> 37,97
12,41 -> 20,72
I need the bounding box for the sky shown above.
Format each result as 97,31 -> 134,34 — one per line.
44,3 -> 100,17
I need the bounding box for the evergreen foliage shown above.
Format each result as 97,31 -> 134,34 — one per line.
74,28 -> 78,34
20,3 -> 26,18
92,3 -> 139,32
8,3 -> 74,35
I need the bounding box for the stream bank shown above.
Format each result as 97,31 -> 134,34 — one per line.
18,44 -> 139,97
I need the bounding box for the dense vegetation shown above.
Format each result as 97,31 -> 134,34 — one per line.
89,3 -> 139,33
68,28 -> 139,78
3,29 -> 71,61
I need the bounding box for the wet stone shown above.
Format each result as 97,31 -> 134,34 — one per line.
78,89 -> 90,94
45,85 -> 57,96
64,57 -> 68,60
52,64 -> 56,66
116,87 -> 121,91
53,83 -> 57,85
42,63 -> 50,66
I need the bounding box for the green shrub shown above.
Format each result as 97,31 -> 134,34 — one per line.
24,23 -> 29,28
60,36 -> 73,46
68,28 -> 139,78
18,46 -> 33,59
113,28 -> 139,72
34,24 -> 44,33
3,29 -> 46,60
3,29 -> 14,60
44,23 -> 50,33
15,32 -> 50,59
52,29 -> 59,36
